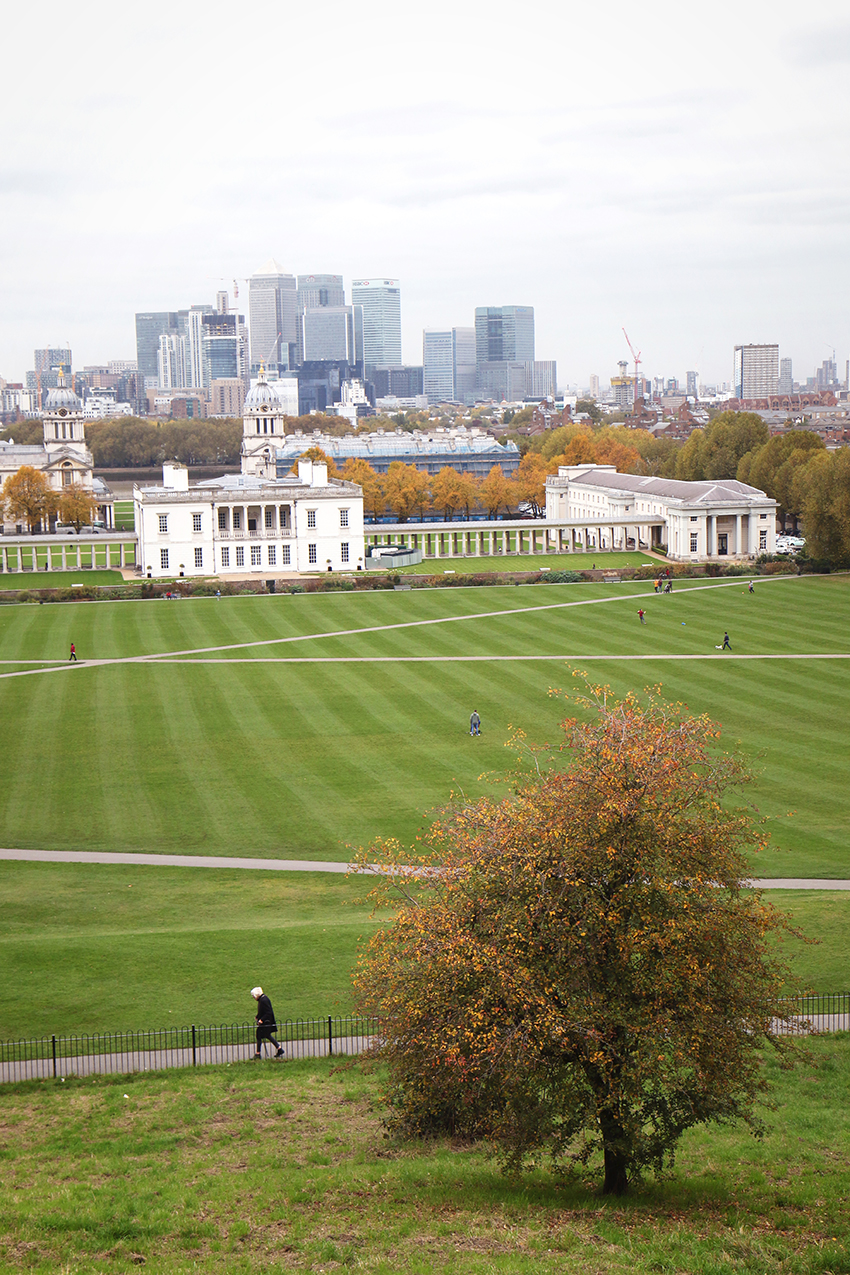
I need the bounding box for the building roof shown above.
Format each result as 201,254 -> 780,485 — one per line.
552,467 -> 773,506
274,429 -> 519,462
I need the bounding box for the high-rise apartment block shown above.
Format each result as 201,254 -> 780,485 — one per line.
779,358 -> 793,394
733,344 -> 779,399
248,260 -> 299,370
350,279 -> 402,370
35,347 -> 72,376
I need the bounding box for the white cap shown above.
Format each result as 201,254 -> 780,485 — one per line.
251,986 -> 263,998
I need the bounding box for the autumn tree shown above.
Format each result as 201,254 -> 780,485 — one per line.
382,461 -> 430,522
513,451 -> 550,515
477,465 -> 514,519
352,681 -> 803,1196
57,484 -> 98,530
296,445 -> 339,477
339,458 -> 383,520
430,467 -> 469,521
1,466 -> 57,531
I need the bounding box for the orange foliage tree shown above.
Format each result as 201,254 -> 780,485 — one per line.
352,679 -> 803,1196
382,461 -> 431,522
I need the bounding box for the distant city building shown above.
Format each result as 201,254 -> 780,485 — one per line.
35,347 -> 72,376
734,344 -> 779,399
452,327 -> 477,403
476,360 -> 556,402
779,358 -> 793,395
108,359 -> 138,374
248,260 -> 299,370
201,312 -> 249,388
350,279 -> 402,369
297,274 -> 345,311
589,374 -> 600,400
301,305 -> 364,373
686,370 -> 698,396
210,379 -> 247,417
136,313 -> 182,383
370,365 -> 423,398
474,306 -> 534,366
422,329 -> 454,403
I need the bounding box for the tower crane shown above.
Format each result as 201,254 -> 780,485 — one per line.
622,328 -> 642,401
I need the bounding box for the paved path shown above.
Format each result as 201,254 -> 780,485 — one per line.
0,848 -> 847,889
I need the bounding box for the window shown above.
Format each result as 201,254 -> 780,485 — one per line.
308,543 -> 317,564
250,545 -> 262,566
690,515 -> 698,522
760,513 -> 767,520
268,545 -> 276,566
282,545 -> 290,565
690,533 -> 698,553
194,547 -> 203,568
339,508 -> 349,528
158,515 -> 168,533
192,513 -> 202,532
218,509 -> 227,530
160,548 -> 169,570
221,546 -> 230,567
236,546 -> 244,567
265,509 -> 274,529
759,530 -> 768,551
233,510 -> 242,530
341,542 -> 349,563
307,509 -> 316,528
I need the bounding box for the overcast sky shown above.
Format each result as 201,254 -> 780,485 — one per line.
2,0 -> 849,389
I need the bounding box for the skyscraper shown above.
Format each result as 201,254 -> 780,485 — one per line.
474,306 -> 534,365
779,358 -> 793,394
248,260 -> 298,370
301,305 -> 364,373
733,344 -> 779,399
297,274 -> 345,311
423,330 -> 454,404
350,279 -> 402,370
35,347 -> 72,376
136,313 -> 181,383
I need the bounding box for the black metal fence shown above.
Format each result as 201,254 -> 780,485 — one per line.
1,995 -> 846,1086
0,1015 -> 380,1085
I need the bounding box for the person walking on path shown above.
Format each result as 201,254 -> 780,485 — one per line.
251,986 -> 284,1058
638,609 -> 646,624
748,580 -> 754,593
470,710 -> 481,736
68,643 -> 77,662
722,631 -> 731,650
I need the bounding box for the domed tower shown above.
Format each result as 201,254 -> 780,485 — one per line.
42,368 -> 94,489
241,366 -> 287,478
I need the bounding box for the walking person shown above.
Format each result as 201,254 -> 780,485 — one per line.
748,580 -> 754,593
68,642 -> 77,662
722,631 -> 731,650
251,986 -> 284,1059
637,609 -> 646,624
470,710 -> 481,736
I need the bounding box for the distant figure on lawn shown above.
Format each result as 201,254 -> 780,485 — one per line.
470,710 -> 481,736
722,631 -> 731,650
637,609 -> 646,624
748,580 -> 754,593
68,643 -> 77,662
251,987 -> 284,1059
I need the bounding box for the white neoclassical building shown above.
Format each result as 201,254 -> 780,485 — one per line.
134,370 -> 365,578
0,370 -> 114,527
545,465 -> 777,561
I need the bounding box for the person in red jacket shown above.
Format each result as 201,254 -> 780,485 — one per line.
69,642 -> 77,661
251,986 -> 284,1058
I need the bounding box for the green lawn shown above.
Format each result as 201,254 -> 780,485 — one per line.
0,861 -> 840,1041
390,549 -> 664,574
0,576 -> 848,875
0,1037 -> 847,1274
0,862 -> 379,1037
0,568 -> 126,590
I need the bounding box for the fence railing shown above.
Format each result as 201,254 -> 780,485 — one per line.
0,1015 -> 380,1085
1,996 -> 846,1086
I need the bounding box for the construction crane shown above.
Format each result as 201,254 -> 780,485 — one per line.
209,277 -> 250,303
622,328 -> 642,400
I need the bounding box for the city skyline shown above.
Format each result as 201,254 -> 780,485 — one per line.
2,0 -> 848,389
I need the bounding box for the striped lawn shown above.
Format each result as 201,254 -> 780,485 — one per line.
0,576 -> 848,876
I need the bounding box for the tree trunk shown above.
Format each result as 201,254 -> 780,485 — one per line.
599,1110 -> 629,1196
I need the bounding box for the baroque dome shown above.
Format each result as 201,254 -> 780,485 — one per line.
244,367 -> 281,413
45,369 -> 82,412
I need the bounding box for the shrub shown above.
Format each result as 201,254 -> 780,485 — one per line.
540,570 -> 583,583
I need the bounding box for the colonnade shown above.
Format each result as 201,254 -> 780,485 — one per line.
364,519 -> 664,561
0,536 -> 137,573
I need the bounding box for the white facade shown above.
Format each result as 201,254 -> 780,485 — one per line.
545,465 -> 777,561
134,459 -> 365,579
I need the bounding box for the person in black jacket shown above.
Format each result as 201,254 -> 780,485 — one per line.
251,986 -> 284,1058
